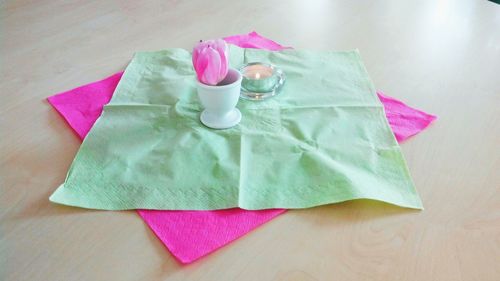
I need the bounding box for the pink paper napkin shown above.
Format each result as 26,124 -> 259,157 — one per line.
47,31 -> 436,264
377,92 -> 437,142
223,31 -> 292,51
137,209 -> 285,262
47,72 -> 124,139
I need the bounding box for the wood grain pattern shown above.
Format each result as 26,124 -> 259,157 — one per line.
1,0 -> 499,280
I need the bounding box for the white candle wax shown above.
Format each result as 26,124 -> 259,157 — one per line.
241,64 -> 276,92
243,65 -> 274,80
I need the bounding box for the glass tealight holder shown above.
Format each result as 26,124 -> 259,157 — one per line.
239,62 -> 285,101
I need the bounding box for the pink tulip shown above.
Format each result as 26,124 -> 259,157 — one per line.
192,39 -> 229,86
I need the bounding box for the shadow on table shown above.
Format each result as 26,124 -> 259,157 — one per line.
290,199 -> 421,227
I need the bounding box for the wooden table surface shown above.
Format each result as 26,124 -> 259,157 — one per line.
2,1 -> 499,280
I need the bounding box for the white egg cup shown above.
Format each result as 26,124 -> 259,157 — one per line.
196,68 -> 242,129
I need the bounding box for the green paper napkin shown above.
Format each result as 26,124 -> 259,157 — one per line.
50,46 -> 423,210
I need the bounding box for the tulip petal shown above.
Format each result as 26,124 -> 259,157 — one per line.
193,41 -> 212,79
214,39 -> 229,80
201,47 -> 222,85
193,47 -> 209,83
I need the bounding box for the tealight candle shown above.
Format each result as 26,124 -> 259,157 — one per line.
239,62 -> 286,100
240,63 -> 279,93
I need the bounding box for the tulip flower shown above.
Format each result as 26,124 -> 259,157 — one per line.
192,39 -> 229,86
